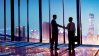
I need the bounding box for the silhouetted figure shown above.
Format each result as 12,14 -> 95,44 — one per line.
50,14 -> 64,56
70,49 -> 75,56
50,49 -> 54,56
66,17 -> 75,56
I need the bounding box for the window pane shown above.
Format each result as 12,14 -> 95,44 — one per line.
14,0 -> 27,42
81,0 -> 99,45
14,0 -> 39,42
20,0 -> 27,41
29,0 -> 39,42
51,0 -> 63,43
6,0 -> 11,41
64,0 -> 77,43
42,0 -> 49,43
14,0 -> 18,41
0,0 -> 4,40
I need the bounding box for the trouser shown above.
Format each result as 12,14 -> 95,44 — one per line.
68,31 -> 75,51
68,38 -> 75,50
50,34 -> 58,50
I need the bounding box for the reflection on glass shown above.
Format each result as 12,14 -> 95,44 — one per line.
50,0 -> 63,44
0,0 -> 4,40
29,0 -> 39,42
81,0 -> 99,45
6,0 -> 11,41
42,0 -> 49,43
64,0 -> 77,44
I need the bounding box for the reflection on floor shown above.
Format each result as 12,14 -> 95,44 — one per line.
0,41 -> 99,56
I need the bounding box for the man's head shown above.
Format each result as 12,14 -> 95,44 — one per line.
69,17 -> 73,22
53,14 -> 57,20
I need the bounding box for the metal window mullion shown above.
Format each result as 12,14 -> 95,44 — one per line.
76,0 -> 80,45
62,0 -> 65,44
11,0 -> 15,41
4,0 -> 6,41
27,0 -> 29,42
39,0 -> 42,42
49,0 -> 51,43
79,0 -> 82,44
18,0 -> 21,39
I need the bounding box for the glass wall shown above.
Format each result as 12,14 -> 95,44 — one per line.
42,0 -> 49,43
20,0 -> 27,41
50,0 -> 64,43
6,0 -> 11,41
0,0 -> 78,43
14,0 -> 18,41
81,0 -> 99,45
29,0 -> 39,42
14,0 -> 27,42
0,0 -> 11,41
64,0 -> 77,43
2,0 -> 99,45
0,0 -> 4,40
14,0 -> 40,42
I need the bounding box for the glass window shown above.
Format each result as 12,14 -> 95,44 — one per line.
14,0 -> 39,42
81,0 -> 99,45
64,0 -> 77,43
6,0 -> 11,41
29,0 -> 39,42
0,0 -> 4,40
20,0 -> 27,41
14,0 -> 27,42
50,0 -> 64,44
14,0 -> 18,40
42,0 -> 49,43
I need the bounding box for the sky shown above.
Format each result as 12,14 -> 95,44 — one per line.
81,0 -> 99,35
0,0 -> 99,36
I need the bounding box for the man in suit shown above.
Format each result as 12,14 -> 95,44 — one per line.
66,17 -> 75,56
51,14 -> 64,50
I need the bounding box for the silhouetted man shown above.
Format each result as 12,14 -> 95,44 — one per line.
66,17 -> 75,55
51,14 -> 64,50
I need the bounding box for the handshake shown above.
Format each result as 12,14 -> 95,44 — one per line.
57,24 -> 68,29
62,26 -> 68,29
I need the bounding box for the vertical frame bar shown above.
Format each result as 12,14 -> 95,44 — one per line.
62,0 -> 65,44
76,0 -> 80,44
11,0 -> 14,41
4,0 -> 6,40
76,0 -> 82,45
27,0 -> 29,42
39,0 -> 42,42
18,0 -> 21,40
79,0 -> 82,44
49,0 -> 51,43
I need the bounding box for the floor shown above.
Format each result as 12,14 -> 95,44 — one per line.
0,41 -> 99,56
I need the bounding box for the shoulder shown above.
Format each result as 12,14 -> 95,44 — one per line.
72,22 -> 75,27
67,23 -> 70,27
72,22 -> 75,25
51,20 -> 55,22
51,20 -> 54,22
67,23 -> 70,25
51,20 -> 56,24
52,20 -> 56,23
67,23 -> 69,25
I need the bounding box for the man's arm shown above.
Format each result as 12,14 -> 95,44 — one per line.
65,23 -> 69,29
57,24 -> 65,28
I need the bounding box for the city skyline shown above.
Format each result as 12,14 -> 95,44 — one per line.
1,0 -> 99,56
0,0 -> 99,44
